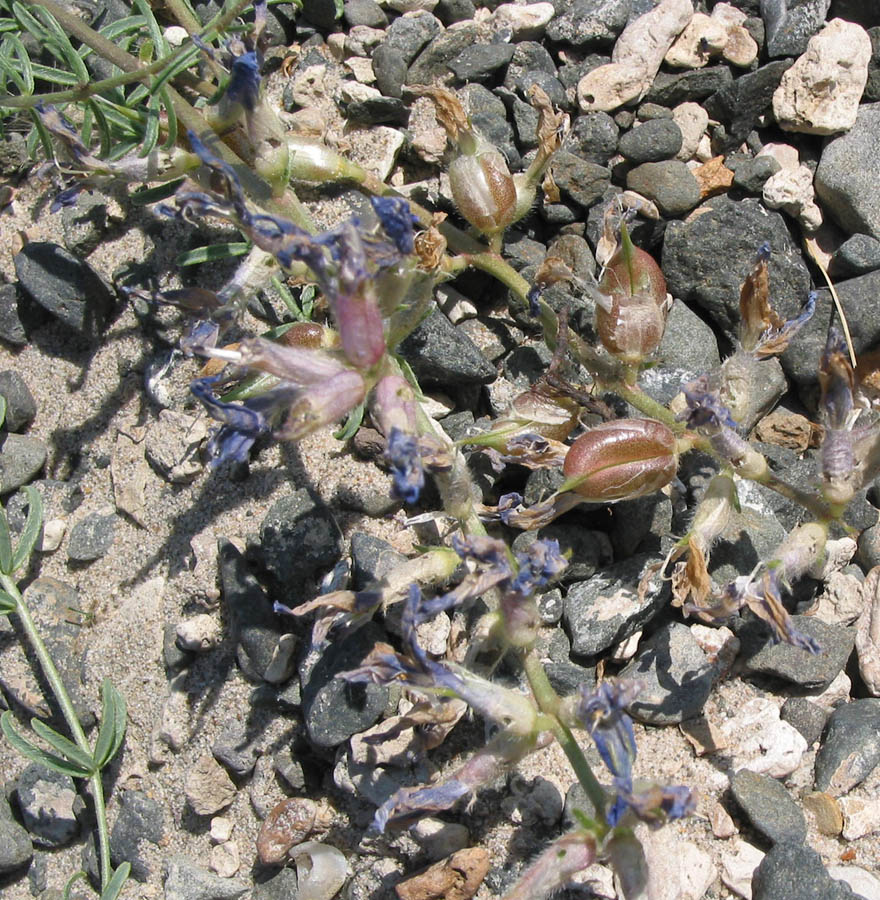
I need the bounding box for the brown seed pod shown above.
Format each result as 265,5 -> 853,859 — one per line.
563,418 -> 678,501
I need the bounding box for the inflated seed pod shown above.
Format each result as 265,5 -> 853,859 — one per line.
595,224 -> 668,365
448,147 -> 517,236
563,418 -> 678,501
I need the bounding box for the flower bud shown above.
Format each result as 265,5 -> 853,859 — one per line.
562,418 -> 677,501
595,224 -> 668,365
448,148 -> 517,236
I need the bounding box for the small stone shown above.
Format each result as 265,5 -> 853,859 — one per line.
256,797 -> 317,864
831,234 -> 880,278
490,3 -> 554,41
163,856 -> 248,900
448,42 -> 515,82
742,618 -> 855,690
856,568 -> 880,696
672,102 -> 708,161
619,622 -> 725,725
395,847 -> 490,900
710,802 -> 737,839
343,0 -> 387,27
185,755 -> 237,816
210,817 -> 234,844
618,118 -> 683,163
803,792 -> 843,836
14,242 -> 116,341
0,796 -> 32,874
692,155 -> 735,199
67,510 -> 116,562
721,837 -> 764,897
731,155 -> 781,193
730,769 -> 807,845
14,764 -> 81,848
212,721 -> 259,778
814,699 -> 880,795
665,12 -> 728,68
647,65 -> 734,107
61,190 -> 109,257
626,160 -> 702,217
176,614 -> 221,652
816,103 -> 880,241
781,697 -> 828,746
210,841 -> 240,878
252,867 -> 299,900
763,0 -> 832,58
752,842 -> 858,900
680,717 -> 729,756
841,796 -> 880,840
410,818 -> 470,861
550,150 -> 612,208
773,19 -> 871,134
0,370 -> 36,432
545,0 -> 629,46
717,697 -> 808,778
109,790 -> 165,882
564,554 -> 668,657
0,433 -> 47,494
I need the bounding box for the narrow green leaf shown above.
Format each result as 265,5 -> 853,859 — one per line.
100,862 -> 131,900
0,712 -> 92,778
30,719 -> 96,774
129,177 -> 185,205
88,99 -> 112,159
176,242 -> 250,267
139,92 -> 160,157
0,590 -> 16,613
12,484 -> 43,572
3,33 -> 33,94
29,4 -> 89,81
160,85 -> 177,150
62,870 -> 88,900
334,401 -> 365,442
98,15 -> 149,40
0,394 -> 6,428
0,508 -> 13,575
28,64 -> 79,85
93,679 -> 127,769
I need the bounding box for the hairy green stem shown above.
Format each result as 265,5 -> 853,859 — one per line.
1,573 -> 113,891
522,650 -> 607,823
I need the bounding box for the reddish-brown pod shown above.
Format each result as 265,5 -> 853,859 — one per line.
595,224 -> 668,365
563,418 -> 678,501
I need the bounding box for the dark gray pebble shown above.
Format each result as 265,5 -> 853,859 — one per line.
619,622 -> 724,725
741,618 -> 855,690
14,242 -> 116,341
398,309 -> 496,387
618,119 -> 683,163
762,0 -> 830,58
551,150 -> 611,209
626,160 -> 701,217
212,721 -> 259,778
448,42 -> 515,82
342,0 -> 387,28
0,433 -> 47,494
814,699 -> 880,796
163,855 -> 249,900
0,371 -> 36,432
831,234 -> 880,279
67,512 -> 116,562
300,623 -> 389,748
565,554 -> 668,657
0,796 -> 32,874
109,790 -> 165,882
781,697 -> 828,747
731,155 -> 782,194
730,769 -> 807,844
752,842 -> 860,900
13,764 -> 82,848
258,489 -> 342,587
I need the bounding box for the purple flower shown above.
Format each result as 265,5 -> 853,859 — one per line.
681,376 -> 738,431
190,375 -> 275,466
50,184 -> 86,213
226,50 -> 261,112
576,681 -> 695,827
370,196 -> 418,255
386,427 -> 425,505
510,539 -> 568,596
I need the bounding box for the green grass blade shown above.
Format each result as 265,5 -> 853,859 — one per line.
130,177 -> 185,205
159,84 -> 177,150
0,712 -> 92,778
29,63 -> 80,86
27,4 -> 89,82
0,589 -> 16,614
139,92 -> 160,157
3,33 -> 33,94
0,508 -> 13,575
12,484 -> 43,572
93,679 -> 127,769
176,242 -> 250,266
100,863 -> 131,900
30,719 -> 96,774
334,401 -> 365,441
